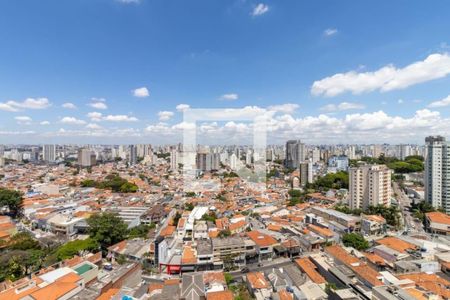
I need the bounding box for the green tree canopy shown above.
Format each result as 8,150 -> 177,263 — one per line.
342,233 -> 369,250
55,238 -> 99,260
87,212 -> 128,249
0,188 -> 23,218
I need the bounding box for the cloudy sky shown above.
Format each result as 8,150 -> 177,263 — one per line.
1,0 -> 450,144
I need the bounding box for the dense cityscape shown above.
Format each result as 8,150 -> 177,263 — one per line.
0,138 -> 449,299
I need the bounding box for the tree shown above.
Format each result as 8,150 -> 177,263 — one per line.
55,238 -> 99,260
342,233 -> 369,250
365,205 -> 401,228
8,232 -> 41,250
128,224 -> 152,239
0,188 -> 23,218
87,213 -> 128,250
224,273 -> 233,286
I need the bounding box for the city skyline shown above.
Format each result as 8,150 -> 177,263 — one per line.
1,1 -> 450,144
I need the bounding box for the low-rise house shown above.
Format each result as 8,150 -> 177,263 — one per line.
425,212 -> 450,235
245,272 -> 272,300
246,230 -> 279,261
361,214 -> 387,236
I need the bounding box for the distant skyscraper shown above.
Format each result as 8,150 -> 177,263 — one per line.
42,144 -> 56,162
311,148 -> 321,164
299,160 -> 313,186
285,140 -> 305,169
349,164 -> 391,210
170,148 -> 178,171
78,148 -> 96,167
399,144 -> 412,160
0,145 -> 4,158
425,136 -> 450,213
129,145 -> 137,165
230,153 -> 238,171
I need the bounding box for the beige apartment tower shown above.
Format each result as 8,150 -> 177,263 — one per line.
349,164 -> 391,210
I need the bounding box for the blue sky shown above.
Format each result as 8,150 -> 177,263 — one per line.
1,0 -> 450,144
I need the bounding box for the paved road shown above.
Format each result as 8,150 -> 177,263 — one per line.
393,182 -> 426,236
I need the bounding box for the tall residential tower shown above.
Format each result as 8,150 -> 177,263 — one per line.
425,136 -> 450,213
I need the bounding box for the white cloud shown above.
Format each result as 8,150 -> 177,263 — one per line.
40,121 -> 50,125
86,111 -> 137,122
86,123 -> 103,130
158,111 -> 174,121
133,87 -> 150,98
267,103 -> 300,113
176,104 -> 190,111
0,98 -> 51,111
15,116 -> 32,125
220,93 -> 239,101
252,3 -> 269,16
88,99 -> 108,110
324,28 -> 338,36
398,99 -> 404,104
103,115 -> 138,122
320,102 -> 365,112
62,102 -> 77,109
87,112 -> 103,122
428,95 -> 450,108
61,117 -> 86,125
312,53 -> 450,97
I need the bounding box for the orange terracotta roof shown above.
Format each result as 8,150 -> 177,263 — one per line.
308,224 -> 334,238
148,283 -> 164,293
208,230 -> 219,238
63,255 -> 83,268
376,237 -> 417,253
398,273 -> 450,299
246,272 -> 270,289
206,290 -> 234,300
182,245 -> 197,264
203,271 -> 226,285
295,257 -> 326,284
325,245 -> 383,287
109,240 -> 127,253
277,290 -> 294,300
246,230 -> 278,247
160,225 -> 176,237
87,252 -> 102,264
267,224 -> 283,232
229,220 -> 247,231
29,272 -> 82,300
364,252 -> 386,266
164,278 -> 180,285
325,245 -> 359,266
426,211 -> 450,225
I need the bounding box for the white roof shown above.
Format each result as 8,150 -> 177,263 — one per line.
39,267 -> 74,284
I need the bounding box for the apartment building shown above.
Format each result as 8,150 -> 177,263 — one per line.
349,164 -> 391,210
424,136 -> 450,213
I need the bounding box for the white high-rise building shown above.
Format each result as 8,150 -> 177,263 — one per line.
311,148 -> 321,164
349,164 -> 391,210
398,144 -> 412,160
347,145 -> 356,160
285,140 -> 305,169
170,148 -> 178,171
129,145 -> 137,165
230,153 -> 238,171
299,160 -> 313,186
78,148 -> 96,167
425,136 -> 450,213
42,144 -> 56,162
0,145 -> 4,158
